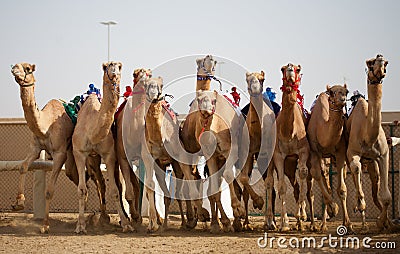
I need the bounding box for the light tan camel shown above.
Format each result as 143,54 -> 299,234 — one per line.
235,71 -> 275,231
114,68 -> 152,228
179,90 -> 245,233
11,63 -> 108,233
268,63 -> 310,232
307,84 -> 348,232
140,76 -> 195,231
72,61 -> 132,233
346,54 -> 392,231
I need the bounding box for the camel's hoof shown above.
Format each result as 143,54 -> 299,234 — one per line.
360,224 -> 369,234
198,208 -> 210,222
185,218 -> 198,229
40,225 -> 50,234
147,224 -> 160,233
354,198 -> 366,213
75,223 -> 87,234
253,196 -> 264,210
319,224 -> 328,233
327,202 -> 339,218
280,225 -> 290,232
157,217 -> 164,226
294,222 -> 305,232
232,219 -> 242,232
264,221 -> 277,231
222,223 -> 234,233
243,223 -> 254,231
210,222 -> 221,234
310,224 -> 317,232
99,213 -> 111,225
122,224 -> 136,233
300,213 -> 307,222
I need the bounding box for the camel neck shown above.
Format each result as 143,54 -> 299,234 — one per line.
317,97 -> 345,148
196,79 -> 211,91
146,102 -> 163,143
279,90 -> 298,138
20,85 -> 46,138
365,83 -> 382,145
248,93 -> 264,122
90,77 -> 120,143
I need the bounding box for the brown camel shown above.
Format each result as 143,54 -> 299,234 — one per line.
11,63 -> 108,233
307,84 -> 348,232
72,61 -> 132,233
235,71 -> 275,231
267,63 -> 310,232
140,76 -> 196,231
114,68 -> 152,228
346,54 -> 391,232
179,90 -> 245,233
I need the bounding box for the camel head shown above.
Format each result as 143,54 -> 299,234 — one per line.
102,61 -> 122,85
326,84 -> 349,108
196,55 -> 217,76
366,54 -> 388,84
281,63 -> 302,85
246,71 -> 265,96
196,90 -> 217,118
133,68 -> 152,85
11,63 -> 36,87
144,77 -> 163,102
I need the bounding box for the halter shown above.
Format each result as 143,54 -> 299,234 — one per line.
105,63 -> 119,92
197,57 -> 222,91
366,67 -> 385,85
15,66 -> 35,87
280,65 -> 304,109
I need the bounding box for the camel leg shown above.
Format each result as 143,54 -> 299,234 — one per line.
87,155 -> 110,225
142,154 -> 159,233
118,155 -> 136,220
274,153 -> 290,232
207,158 -> 223,233
129,169 -> 141,224
232,180 -> 243,232
306,170 -> 316,232
73,150 -> 89,234
336,163 -> 353,233
239,156 -> 264,211
154,163 -> 171,230
264,162 -> 277,230
102,147 -> 133,233
12,144 -> 41,211
348,153 -> 367,229
376,154 -> 392,231
214,188 -> 233,233
296,148 -> 309,232
39,151 -> 66,233
366,161 -> 382,211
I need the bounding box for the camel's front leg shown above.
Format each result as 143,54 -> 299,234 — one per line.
295,148 -> 309,232
274,152 -> 289,232
348,153 -> 367,229
264,162 -> 277,231
13,144 -> 41,211
41,151 -> 66,233
142,155 -> 159,233
376,154 -> 392,231
103,150 -> 133,233
73,150 -> 88,234
239,155 -> 264,211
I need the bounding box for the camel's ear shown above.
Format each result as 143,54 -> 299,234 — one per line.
296,65 -> 302,73
261,70 -> 265,78
366,58 -> 375,69
385,60 -> 389,67
246,72 -> 251,79
147,69 -> 153,78
31,64 -> 36,72
118,62 -> 122,70
280,66 -> 286,73
158,77 -> 163,88
102,62 -> 108,71
326,85 -> 331,92
344,83 -> 347,89
196,58 -> 202,67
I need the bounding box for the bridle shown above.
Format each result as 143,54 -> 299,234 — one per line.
328,89 -> 348,114
248,76 -> 264,97
197,96 -> 216,142
280,64 -> 304,109
14,66 -> 35,87
105,63 -> 120,92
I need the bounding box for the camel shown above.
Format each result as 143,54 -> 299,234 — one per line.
114,68 -> 152,228
346,54 -> 392,231
11,63 -> 108,233
179,90 -> 245,233
266,63 -> 310,232
72,61 -> 132,233
140,76 -> 196,231
307,84 -> 348,232
234,71 -> 276,231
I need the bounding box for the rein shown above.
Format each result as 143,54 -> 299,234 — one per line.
197,75 -> 222,91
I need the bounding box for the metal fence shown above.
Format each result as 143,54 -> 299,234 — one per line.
0,118 -> 399,222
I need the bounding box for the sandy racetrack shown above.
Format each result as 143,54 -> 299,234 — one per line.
1,212 -> 399,253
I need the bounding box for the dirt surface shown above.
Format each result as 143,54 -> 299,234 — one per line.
1,212 -> 400,253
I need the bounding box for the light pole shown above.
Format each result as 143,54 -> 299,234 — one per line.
100,21 -> 117,62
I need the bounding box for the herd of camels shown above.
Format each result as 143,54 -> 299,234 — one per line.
10,54 -> 394,235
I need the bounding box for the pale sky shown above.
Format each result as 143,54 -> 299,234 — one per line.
2,0 -> 399,117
